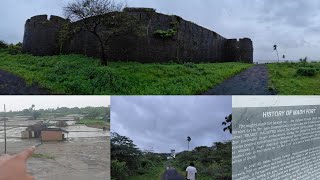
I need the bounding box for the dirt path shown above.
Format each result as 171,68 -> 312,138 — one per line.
0,70 -> 49,94
202,65 -> 277,95
162,168 -> 184,180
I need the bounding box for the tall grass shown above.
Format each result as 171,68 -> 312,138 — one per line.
0,51 -> 252,95
267,61 -> 320,95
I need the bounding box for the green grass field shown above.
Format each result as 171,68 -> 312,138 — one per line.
0,50 -> 252,95
267,62 -> 320,95
127,165 -> 165,180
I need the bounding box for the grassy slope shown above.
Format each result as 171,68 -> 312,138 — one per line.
0,51 -> 252,95
267,62 -> 320,95
127,165 -> 165,180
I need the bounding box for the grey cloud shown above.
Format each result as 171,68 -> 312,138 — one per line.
1,0 -> 320,61
111,96 -> 232,153
258,0 -> 320,27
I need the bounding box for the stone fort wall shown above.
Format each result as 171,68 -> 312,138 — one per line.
22,8 -> 253,63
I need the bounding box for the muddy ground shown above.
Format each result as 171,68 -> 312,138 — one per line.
0,119 -> 110,180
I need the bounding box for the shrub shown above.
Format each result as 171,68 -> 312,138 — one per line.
296,67 -> 317,76
154,29 -> 177,38
7,45 -> 22,55
0,40 -> 8,49
16,42 -> 22,47
111,160 -> 128,180
184,62 -> 196,68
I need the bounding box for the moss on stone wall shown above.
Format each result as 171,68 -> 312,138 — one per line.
153,29 -> 177,38
58,23 -> 72,53
153,18 -> 180,39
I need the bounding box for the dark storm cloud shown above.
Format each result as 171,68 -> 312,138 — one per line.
1,0 -> 320,61
111,96 -> 232,153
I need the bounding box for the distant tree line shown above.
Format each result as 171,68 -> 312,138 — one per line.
1,106 -> 110,121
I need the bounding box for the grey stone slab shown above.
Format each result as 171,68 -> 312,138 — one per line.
233,105 -> 320,180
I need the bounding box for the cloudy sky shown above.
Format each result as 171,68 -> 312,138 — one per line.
1,0 -> 319,61
111,96 -> 232,153
0,96 -> 110,111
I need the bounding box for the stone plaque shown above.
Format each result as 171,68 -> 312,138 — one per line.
233,105 -> 320,180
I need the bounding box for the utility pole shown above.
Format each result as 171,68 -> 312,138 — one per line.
4,104 -> 6,154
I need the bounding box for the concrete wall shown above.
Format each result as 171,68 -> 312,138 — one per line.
22,8 -> 253,63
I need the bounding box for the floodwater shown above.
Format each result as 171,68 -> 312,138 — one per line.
0,119 -> 109,141
0,119 -> 110,180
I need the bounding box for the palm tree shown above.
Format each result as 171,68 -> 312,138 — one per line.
222,114 -> 232,134
273,45 -> 279,62
187,136 -> 191,151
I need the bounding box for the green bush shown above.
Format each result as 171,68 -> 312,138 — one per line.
184,62 -> 196,68
0,40 -> 7,49
16,42 -> 22,47
296,67 -> 317,76
154,29 -> 177,38
7,45 -> 22,55
111,160 -> 128,180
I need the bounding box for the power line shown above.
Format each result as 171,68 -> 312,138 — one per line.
4,104 -> 6,154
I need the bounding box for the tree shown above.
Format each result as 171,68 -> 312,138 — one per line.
64,0 -> 141,65
0,40 -> 8,49
187,136 -> 191,151
273,45 -> 279,62
111,132 -> 142,170
282,54 -> 285,60
29,104 -> 40,120
222,114 -> 232,134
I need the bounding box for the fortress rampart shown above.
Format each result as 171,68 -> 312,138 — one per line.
22,8 -> 253,63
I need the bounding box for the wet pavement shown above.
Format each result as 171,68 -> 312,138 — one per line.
162,168 -> 185,180
0,70 -> 50,95
202,65 -> 277,95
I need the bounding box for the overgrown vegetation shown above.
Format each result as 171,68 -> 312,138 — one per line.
7,44 -> 22,55
154,18 -> 179,39
32,153 -> 55,160
173,142 -> 232,180
111,132 -> 166,180
296,67 -> 316,76
267,60 -> 320,94
153,29 -> 177,38
0,50 -> 252,95
0,40 -> 8,49
111,132 -> 231,180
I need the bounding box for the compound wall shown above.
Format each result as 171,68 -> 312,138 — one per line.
22,8 -> 253,63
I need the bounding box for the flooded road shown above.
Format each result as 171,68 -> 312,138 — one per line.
0,119 -> 109,141
0,119 -> 110,180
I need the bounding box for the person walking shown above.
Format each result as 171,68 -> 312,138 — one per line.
186,162 -> 197,180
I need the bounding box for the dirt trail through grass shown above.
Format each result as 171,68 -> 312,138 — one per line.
0,70 -> 49,94
203,65 -> 277,95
